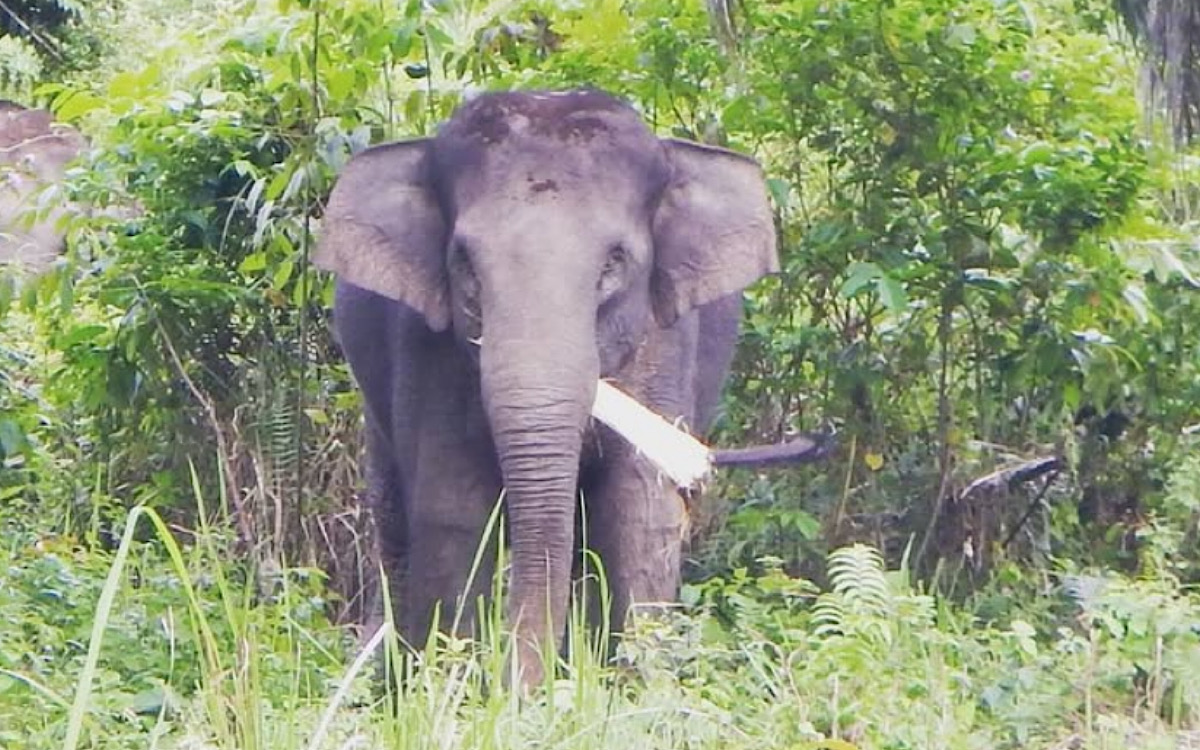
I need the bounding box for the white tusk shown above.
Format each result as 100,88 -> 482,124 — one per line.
473,336 -> 711,488
590,380 -> 713,490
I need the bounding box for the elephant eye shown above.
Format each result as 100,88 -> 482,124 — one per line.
449,242 -> 474,278
598,244 -> 628,298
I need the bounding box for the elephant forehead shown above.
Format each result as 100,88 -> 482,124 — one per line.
435,137 -> 668,222
454,197 -> 634,251
467,151 -> 651,201
439,132 -> 662,186
436,94 -> 665,178
442,90 -> 650,143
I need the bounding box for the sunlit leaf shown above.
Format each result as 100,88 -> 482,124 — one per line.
56,324 -> 108,349
1073,329 -> 1115,345
273,259 -> 295,290
304,408 -> 329,425
877,276 -> 908,314
53,91 -> 104,121
239,252 -> 268,274
1147,241 -> 1199,287
107,69 -> 158,99
944,23 -> 976,47
767,177 -> 791,212
838,262 -> 883,299
1121,282 -> 1153,325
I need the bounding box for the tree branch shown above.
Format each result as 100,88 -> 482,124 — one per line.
960,455 -> 1062,501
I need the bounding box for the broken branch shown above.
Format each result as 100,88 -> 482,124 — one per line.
960,456 -> 1062,501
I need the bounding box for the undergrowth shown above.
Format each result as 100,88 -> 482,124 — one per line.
3,503 -> 1199,750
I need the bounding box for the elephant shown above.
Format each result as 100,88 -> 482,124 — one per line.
316,89 -> 779,688
0,101 -> 86,273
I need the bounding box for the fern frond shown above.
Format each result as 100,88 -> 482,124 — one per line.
258,373 -> 300,503
811,596 -> 846,637
826,544 -> 891,617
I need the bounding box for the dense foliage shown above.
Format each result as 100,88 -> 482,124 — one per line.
3,0 -> 1200,747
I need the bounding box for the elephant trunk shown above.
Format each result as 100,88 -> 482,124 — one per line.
479,325 -> 598,687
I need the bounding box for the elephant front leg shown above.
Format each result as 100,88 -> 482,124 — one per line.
365,421 -> 408,642
402,422 -> 504,652
583,440 -> 687,636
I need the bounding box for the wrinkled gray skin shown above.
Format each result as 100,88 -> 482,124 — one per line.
0,101 -> 85,273
317,90 -> 777,688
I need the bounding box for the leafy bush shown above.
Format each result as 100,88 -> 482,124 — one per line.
0,0 -> 112,85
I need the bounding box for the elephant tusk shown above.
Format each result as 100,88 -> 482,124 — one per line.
470,338 -> 825,483
469,337 -> 710,484
591,379 -> 713,490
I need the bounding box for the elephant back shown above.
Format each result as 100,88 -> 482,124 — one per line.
0,102 -> 86,273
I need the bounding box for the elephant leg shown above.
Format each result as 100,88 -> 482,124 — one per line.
401,353 -> 503,650
404,436 -> 502,648
364,417 -> 407,639
582,440 -> 687,636
582,311 -> 698,637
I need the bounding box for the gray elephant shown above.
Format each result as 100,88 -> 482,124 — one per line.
0,101 -> 85,273
317,89 -> 778,687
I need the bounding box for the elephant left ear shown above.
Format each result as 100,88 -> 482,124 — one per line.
650,139 -> 780,326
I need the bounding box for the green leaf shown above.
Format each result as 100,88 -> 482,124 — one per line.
291,273 -> 312,307
239,252 -> 268,274
53,91 -> 104,122
326,68 -> 356,103
57,324 -> 108,349
273,259 -> 295,290
0,274 -> 12,319
0,419 -> 26,457
265,168 -> 293,201
1121,282 -> 1152,325
766,177 -> 791,212
107,69 -> 158,99
789,511 -> 822,540
877,275 -> 908,314
944,23 -> 976,47
838,262 -> 883,299
392,26 -> 415,57
303,408 -> 328,425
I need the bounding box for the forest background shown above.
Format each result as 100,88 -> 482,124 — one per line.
2,0 -> 1200,748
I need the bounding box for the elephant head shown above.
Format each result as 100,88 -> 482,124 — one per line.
0,101 -> 86,273
316,90 -> 777,682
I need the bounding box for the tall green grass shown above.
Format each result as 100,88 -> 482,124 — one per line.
4,489 -> 1200,749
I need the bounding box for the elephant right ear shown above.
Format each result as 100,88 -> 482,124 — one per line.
315,139 -> 450,331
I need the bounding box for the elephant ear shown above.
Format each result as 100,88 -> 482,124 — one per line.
650,139 -> 779,326
315,139 -> 450,331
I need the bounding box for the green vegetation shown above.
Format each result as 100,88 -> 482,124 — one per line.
5,513 -> 1200,748
2,0 -> 1200,747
